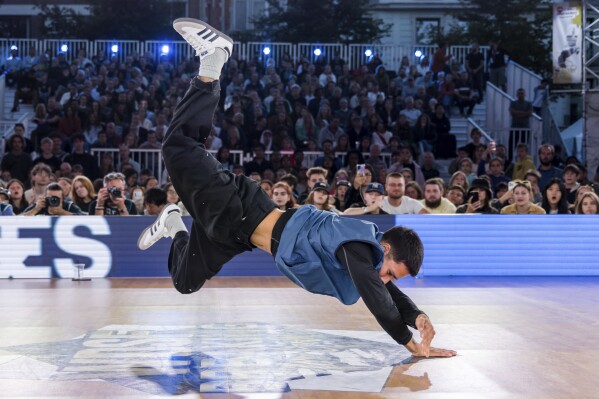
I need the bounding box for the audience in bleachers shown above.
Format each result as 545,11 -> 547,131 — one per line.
1,42 -> 597,217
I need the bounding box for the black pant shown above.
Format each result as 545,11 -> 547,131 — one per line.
164,78 -> 275,293
336,242 -> 423,345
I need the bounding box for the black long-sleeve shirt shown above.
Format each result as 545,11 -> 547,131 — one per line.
336,241 -> 423,345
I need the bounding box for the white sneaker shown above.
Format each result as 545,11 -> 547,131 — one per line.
173,18 -> 233,61
138,203 -> 182,250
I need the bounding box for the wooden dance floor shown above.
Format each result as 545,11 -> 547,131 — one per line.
0,276 -> 596,398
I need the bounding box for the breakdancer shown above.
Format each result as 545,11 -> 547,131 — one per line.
139,17 -> 456,359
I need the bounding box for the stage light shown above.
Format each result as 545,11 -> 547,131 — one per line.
313,48 -> 322,57
364,49 -> 373,57
60,44 -> 68,53
415,50 -> 423,58
263,47 -> 271,56
10,45 -> 18,51
161,45 -> 170,55
111,44 -> 119,53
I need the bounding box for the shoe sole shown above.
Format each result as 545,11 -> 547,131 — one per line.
137,204 -> 180,250
173,17 -> 234,46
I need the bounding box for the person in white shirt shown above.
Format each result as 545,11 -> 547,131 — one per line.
380,172 -> 430,214
318,65 -> 337,88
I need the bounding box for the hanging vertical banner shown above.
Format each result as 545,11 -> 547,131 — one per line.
553,2 -> 583,84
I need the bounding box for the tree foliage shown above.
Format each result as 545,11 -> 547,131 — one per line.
440,0 -> 552,75
35,4 -> 84,38
250,0 -> 391,44
36,0 -> 184,40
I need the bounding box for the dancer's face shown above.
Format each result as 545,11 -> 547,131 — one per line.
379,243 -> 410,284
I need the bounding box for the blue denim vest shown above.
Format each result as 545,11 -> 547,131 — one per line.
274,206 -> 384,305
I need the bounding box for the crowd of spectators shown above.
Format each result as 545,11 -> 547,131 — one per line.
1,41 -> 599,217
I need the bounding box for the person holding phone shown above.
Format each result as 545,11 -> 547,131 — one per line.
456,178 -> 499,214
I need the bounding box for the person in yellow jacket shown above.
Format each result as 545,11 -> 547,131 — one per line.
500,180 -> 546,214
509,143 -> 536,181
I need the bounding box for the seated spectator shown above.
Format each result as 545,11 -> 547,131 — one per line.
437,74 -> 456,116
25,163 -> 52,204
270,182 -> 299,211
138,130 -> 162,150
456,178 -> 498,214
455,72 -> 477,116
421,151 -> 441,180
245,143 -> 274,176
89,172 -> 138,216
365,144 -> 387,170
446,184 -> 465,207
65,134 -> 101,181
458,157 -> 477,184
413,114 -> 437,152
32,137 -> 62,172
380,172 -> 429,214
541,177 -> 570,214
22,182 -> 83,216
344,164 -> 374,208
1,135 -> 32,183
144,176 -> 160,191
462,129 -> 484,161
343,182 -> 388,215
500,180 -> 546,214
0,188 -> 14,216
574,191 -> 599,214
304,182 -> 340,214
400,167 -> 414,184
491,181 -> 511,212
387,146 -> 426,188
508,143 -> 535,181
143,187 -> 168,216
448,171 -> 469,192
485,157 -> 511,193
71,175 -> 97,214
116,143 -> 141,174
57,177 -> 73,201
129,186 -> 145,215
562,163 -> 581,205
538,144 -> 563,191
332,180 -> 351,211
7,179 -> 28,215
164,182 -> 180,205
371,122 -> 393,149
11,68 -> 38,113
260,179 -> 273,195
5,123 -> 34,154
399,97 -> 421,127
523,169 -> 543,203
297,166 -> 328,204
421,179 -> 456,214
404,181 -> 423,200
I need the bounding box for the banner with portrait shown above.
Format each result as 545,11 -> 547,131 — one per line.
553,2 -> 582,84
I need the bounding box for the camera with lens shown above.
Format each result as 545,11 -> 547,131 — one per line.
46,196 -> 61,207
108,186 -> 122,198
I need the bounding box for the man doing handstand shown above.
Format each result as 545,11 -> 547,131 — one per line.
139,17 -> 456,359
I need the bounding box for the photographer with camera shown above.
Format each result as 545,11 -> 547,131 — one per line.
89,172 -> 137,216
22,183 -> 83,216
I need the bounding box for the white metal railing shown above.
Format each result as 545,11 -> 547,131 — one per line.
466,117 -> 493,143
92,40 -> 143,63
2,38 -> 490,74
506,61 -> 542,99
485,82 -> 542,163
0,39 -> 39,64
90,148 -> 245,183
42,39 -> 91,64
